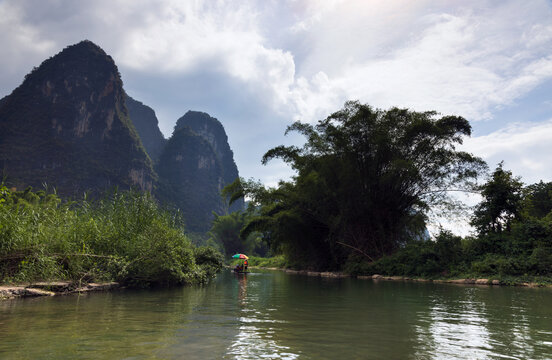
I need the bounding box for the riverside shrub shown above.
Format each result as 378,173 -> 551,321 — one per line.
0,186 -> 223,286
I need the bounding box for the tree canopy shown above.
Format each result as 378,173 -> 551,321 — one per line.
208,211 -> 268,258
229,101 -> 486,270
471,162 -> 524,235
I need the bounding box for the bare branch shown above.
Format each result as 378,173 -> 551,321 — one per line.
336,241 -> 375,262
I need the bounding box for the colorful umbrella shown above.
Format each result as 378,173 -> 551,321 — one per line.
232,253 -> 249,260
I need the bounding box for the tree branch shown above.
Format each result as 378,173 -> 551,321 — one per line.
419,189 -> 481,196
336,241 -> 375,262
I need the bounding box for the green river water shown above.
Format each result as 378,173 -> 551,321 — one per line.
1,269 -> 551,359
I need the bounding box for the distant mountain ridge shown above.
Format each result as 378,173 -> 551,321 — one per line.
175,111 -> 244,213
157,126 -> 225,232
124,94 -> 167,163
0,40 -> 243,233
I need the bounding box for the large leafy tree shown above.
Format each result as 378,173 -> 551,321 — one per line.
232,101 -> 486,269
471,162 -> 523,235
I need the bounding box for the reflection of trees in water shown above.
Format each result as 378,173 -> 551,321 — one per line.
226,272 -> 298,360
238,274 -> 247,306
475,287 -> 552,358
0,285 -> 238,359
414,287 -> 493,359
2,272 -> 551,359
413,285 -> 551,359
261,277 -> 422,359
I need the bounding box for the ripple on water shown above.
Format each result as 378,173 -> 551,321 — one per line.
1,271 -> 552,359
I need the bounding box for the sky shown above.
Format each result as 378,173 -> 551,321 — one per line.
1,0 -> 552,233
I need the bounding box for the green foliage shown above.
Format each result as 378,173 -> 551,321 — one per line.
529,246 -> 552,274
208,210 -> 269,257
350,172 -> 552,279
209,212 -> 244,256
193,246 -> 225,279
0,186 -> 223,286
470,254 -> 522,276
522,181 -> 552,219
346,231 -> 465,277
230,255 -> 287,269
229,101 -> 485,270
471,162 -> 523,235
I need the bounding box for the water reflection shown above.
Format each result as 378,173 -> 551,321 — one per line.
413,285 -> 552,360
226,272 -> 299,360
238,272 -> 247,305
1,271 -> 551,359
415,288 -> 494,359
509,302 -> 534,357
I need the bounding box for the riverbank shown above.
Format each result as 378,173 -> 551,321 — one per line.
252,266 -> 552,288
5,268 -> 550,301
3,268 -> 551,359
0,281 -> 121,300
362,274 -> 552,288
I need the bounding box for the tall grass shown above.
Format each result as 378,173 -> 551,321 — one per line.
0,186 -> 223,287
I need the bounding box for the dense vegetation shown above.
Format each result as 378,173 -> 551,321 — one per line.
218,101 -> 552,283
2,41 -> 549,286
230,255 -> 287,269
351,164 -> 552,281
0,186 -> 223,287
208,211 -> 269,258
226,101 -> 486,270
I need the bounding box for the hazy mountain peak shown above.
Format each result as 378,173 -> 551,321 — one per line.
174,110 -> 243,213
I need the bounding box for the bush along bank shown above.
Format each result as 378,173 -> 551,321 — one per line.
344,229 -> 552,287
229,255 -> 287,269
0,185 -> 224,291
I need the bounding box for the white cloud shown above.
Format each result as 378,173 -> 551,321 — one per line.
2,0 -> 551,127
464,119 -> 552,184
1,0 -> 551,191
433,118 -> 552,236
112,1 -> 304,117
0,2 -> 56,80
283,1 -> 552,123
116,1 -> 260,73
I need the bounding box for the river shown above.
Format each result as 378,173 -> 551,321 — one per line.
1,269 -> 551,359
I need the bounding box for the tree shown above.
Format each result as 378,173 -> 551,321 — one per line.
209,212 -> 244,257
230,101 -> 486,269
208,210 -> 269,257
471,162 -> 523,235
522,181 -> 552,219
